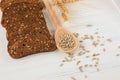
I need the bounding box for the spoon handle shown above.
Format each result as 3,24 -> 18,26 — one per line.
43,0 -> 61,29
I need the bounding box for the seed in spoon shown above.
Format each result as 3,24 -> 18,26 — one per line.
58,33 -> 75,51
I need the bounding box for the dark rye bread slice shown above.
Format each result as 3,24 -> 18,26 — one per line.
1,1 -> 44,29
1,2 -> 57,58
0,0 -> 45,11
8,32 -> 56,58
2,2 -> 46,41
8,25 -> 51,47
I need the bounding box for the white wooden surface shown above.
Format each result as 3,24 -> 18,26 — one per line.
0,0 -> 120,80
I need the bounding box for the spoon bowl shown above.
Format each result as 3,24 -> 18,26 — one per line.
55,27 -> 78,53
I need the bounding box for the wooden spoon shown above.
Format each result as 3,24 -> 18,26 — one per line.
43,0 -> 78,53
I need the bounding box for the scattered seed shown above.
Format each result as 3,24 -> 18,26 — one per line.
83,35 -> 89,40
73,33 -> 79,38
84,64 -> 88,67
71,77 -> 76,80
97,68 -> 100,72
86,24 -> 93,27
90,35 -> 94,40
64,57 -> 72,62
92,41 -> 99,47
83,52 -> 86,54
60,63 -> 64,67
79,40 -> 83,43
89,64 -> 93,67
84,74 -> 88,79
95,61 -> 99,64
93,53 -> 100,56
79,66 -> 83,72
68,53 -> 74,58
62,60 -> 66,62
92,58 -> 97,61
79,66 -> 83,68
103,48 -> 106,52
79,45 -> 86,50
79,68 -> 83,72
86,50 -> 90,53
100,43 -> 104,46
76,61 -> 81,66
92,57 -> 99,61
95,32 -> 99,35
94,64 -> 98,67
86,56 -> 90,58
118,46 -> 120,49
107,39 -> 112,42
93,54 -> 96,56
59,31 -> 114,79
116,54 -> 120,56
78,51 -> 86,56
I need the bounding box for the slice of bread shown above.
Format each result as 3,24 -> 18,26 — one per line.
1,2 -> 57,58
0,0 -> 44,11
